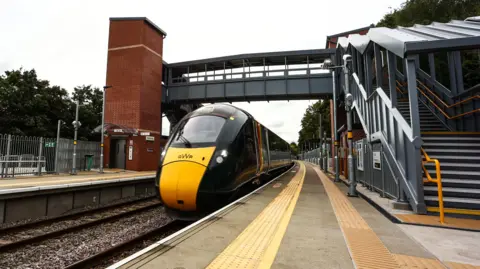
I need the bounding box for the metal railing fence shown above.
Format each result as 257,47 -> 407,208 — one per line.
0,134 -> 100,178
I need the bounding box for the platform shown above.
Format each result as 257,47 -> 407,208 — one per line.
0,170 -> 155,191
110,162 -> 480,269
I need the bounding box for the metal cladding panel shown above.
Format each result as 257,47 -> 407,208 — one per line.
266,80 -> 287,95
310,77 -> 332,94
225,82 -> 244,97
287,79 -> 309,94
206,83 -> 224,98
168,85 -> 189,101
189,85 -> 206,99
245,81 -> 264,96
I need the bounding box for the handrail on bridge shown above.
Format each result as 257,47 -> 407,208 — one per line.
421,148 -> 444,224
417,80 -> 480,109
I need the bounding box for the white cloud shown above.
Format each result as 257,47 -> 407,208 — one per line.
1,0 -> 404,142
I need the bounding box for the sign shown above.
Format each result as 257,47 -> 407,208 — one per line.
113,129 -> 123,133
128,146 -> 133,160
373,150 -> 381,170
129,140 -> 133,146
147,148 -> 154,152
140,132 -> 150,136
45,142 -> 56,148
357,140 -> 364,171
146,136 -> 155,142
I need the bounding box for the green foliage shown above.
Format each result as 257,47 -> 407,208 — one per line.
297,100 -> 331,148
377,0 -> 480,28
289,142 -> 298,156
0,68 -> 102,140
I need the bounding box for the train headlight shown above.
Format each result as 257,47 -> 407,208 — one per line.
220,150 -> 228,157
216,156 -> 224,164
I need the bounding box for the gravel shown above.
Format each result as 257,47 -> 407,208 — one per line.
0,198 -> 159,244
0,207 -> 171,269
0,194 -> 155,230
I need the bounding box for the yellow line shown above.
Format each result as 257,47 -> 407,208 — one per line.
206,162 -> 305,269
427,207 -> 480,216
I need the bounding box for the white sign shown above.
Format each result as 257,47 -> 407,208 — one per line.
113,129 -> 123,133
146,136 -> 155,141
128,146 -> 133,160
357,140 -> 364,171
373,150 -> 381,170
140,132 -> 150,136
129,140 -> 133,146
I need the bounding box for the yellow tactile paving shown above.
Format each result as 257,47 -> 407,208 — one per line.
446,262 -> 480,269
395,213 -> 480,231
315,167 -> 400,269
393,254 -> 445,269
206,162 -> 305,269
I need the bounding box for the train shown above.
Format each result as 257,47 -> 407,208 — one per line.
155,103 -> 293,215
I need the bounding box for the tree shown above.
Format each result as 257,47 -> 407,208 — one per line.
297,100 -> 331,149
0,68 -> 102,140
290,142 -> 298,156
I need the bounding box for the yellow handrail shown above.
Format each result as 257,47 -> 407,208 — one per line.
421,148 -> 444,224
417,86 -> 480,119
417,80 -> 480,109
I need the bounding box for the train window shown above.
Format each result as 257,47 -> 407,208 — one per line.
170,116 -> 226,147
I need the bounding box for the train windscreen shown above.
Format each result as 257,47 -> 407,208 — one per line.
170,116 -> 226,147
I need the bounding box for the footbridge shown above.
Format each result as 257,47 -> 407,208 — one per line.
161,49 -> 336,104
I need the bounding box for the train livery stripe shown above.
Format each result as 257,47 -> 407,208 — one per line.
159,147 -> 216,211
256,122 -> 264,173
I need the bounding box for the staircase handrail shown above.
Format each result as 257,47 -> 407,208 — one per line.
417,80 -> 480,109
417,85 -> 480,120
350,72 -> 424,212
420,148 -> 445,224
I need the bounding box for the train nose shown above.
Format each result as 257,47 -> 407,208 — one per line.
159,162 -> 208,211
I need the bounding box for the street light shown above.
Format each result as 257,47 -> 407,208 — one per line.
100,85 -> 112,173
72,101 -> 82,175
322,58 -> 342,182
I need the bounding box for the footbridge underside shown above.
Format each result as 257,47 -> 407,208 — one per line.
162,49 -> 336,104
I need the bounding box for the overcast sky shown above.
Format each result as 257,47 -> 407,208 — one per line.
1,0 -> 404,143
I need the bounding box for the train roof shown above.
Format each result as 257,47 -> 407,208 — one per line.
190,103 -> 254,119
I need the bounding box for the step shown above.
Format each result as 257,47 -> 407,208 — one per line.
424,186 -> 480,198
425,148 -> 480,154
423,142 -> 480,147
424,196 -> 480,210
427,155 -> 480,164
423,162 -> 480,168
427,169 -> 480,177
423,136 -> 480,141
424,186 -> 480,193
426,206 -> 480,217
428,178 -> 480,188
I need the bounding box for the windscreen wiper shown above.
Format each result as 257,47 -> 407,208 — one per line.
178,135 -> 192,148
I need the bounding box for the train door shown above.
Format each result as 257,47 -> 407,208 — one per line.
109,139 -> 126,169
264,128 -> 270,171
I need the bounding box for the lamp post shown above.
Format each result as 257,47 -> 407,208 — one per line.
72,101 -> 81,175
100,85 -> 112,173
323,59 -> 340,182
343,54 -> 357,197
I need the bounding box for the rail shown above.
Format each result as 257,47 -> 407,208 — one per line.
417,86 -> 480,120
417,80 -> 480,109
395,80 -> 407,94
420,148 -> 444,224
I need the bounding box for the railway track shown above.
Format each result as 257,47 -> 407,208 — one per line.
66,220 -> 188,269
0,199 -> 161,252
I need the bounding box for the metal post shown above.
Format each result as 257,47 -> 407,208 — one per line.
319,113 -> 323,169
332,70 -> 340,182
344,54 -> 357,197
72,100 -> 79,175
37,137 -> 44,176
100,86 -> 110,173
54,120 -> 61,174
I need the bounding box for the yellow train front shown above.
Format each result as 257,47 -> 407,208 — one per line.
155,104 -> 292,216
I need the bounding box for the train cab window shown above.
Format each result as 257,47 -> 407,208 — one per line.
171,116 -> 226,147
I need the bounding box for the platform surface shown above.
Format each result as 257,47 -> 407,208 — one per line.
111,162 -> 480,269
0,170 -> 155,190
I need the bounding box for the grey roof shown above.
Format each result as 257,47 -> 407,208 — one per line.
337,18 -> 480,58
110,17 -> 167,37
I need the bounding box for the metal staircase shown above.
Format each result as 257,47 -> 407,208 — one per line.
422,133 -> 480,215
397,101 -> 447,131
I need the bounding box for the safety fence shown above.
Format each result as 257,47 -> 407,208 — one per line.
0,134 -> 100,178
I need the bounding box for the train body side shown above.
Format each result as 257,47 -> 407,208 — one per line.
155,104 -> 292,213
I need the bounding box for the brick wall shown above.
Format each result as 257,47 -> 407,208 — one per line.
104,18 -> 165,171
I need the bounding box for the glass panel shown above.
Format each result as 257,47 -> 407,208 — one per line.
170,116 -> 226,147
